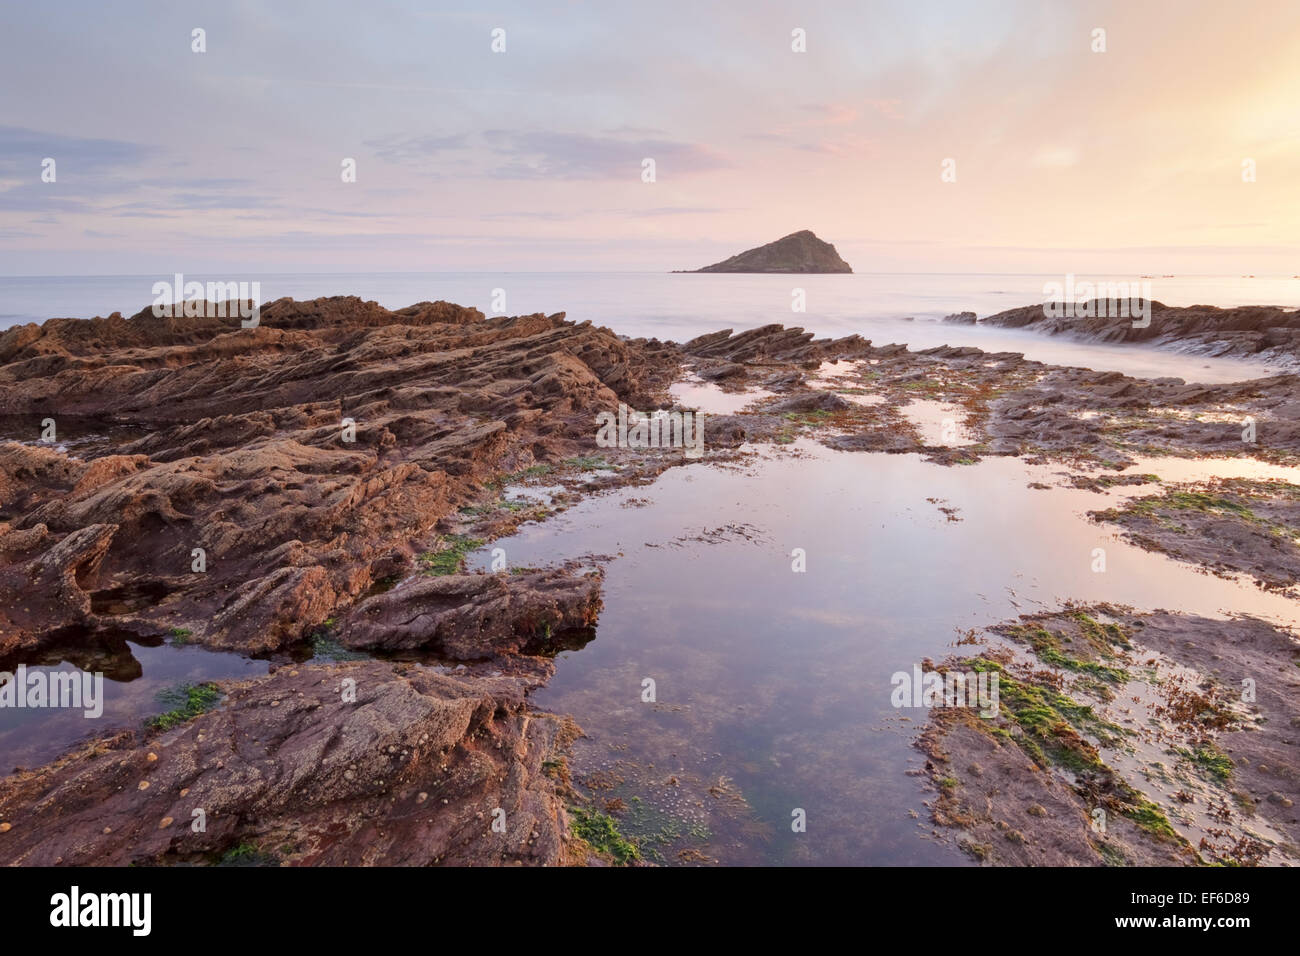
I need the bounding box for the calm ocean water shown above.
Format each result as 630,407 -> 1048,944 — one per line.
2,272 -> 1297,382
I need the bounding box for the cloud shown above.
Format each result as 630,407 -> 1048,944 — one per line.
638,206 -> 729,216
482,129 -> 730,180
106,193 -> 276,217
1030,146 -> 1082,168
363,133 -> 469,163
798,103 -> 860,126
148,176 -> 258,190
0,126 -> 146,179
476,205 -> 728,223
796,135 -> 881,157
863,99 -> 904,120
362,129 -> 731,181
0,186 -> 97,213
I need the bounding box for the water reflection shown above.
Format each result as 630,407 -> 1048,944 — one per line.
0,640 -> 269,769
468,441 -> 1298,864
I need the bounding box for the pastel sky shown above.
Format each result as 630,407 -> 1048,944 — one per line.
2,0 -> 1298,275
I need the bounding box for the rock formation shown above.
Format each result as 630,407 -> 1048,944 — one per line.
0,295 -> 689,866
981,301 -> 1300,365
2,293 -> 1298,867
683,230 -> 852,273
0,661 -> 579,866
0,296 -> 677,660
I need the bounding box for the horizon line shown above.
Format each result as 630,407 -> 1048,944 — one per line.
4,271 -> 1299,280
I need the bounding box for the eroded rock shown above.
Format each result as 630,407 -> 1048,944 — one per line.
0,661 -> 579,866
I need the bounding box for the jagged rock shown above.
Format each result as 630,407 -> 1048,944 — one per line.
0,298 -> 678,655
0,661 -> 577,866
697,362 -> 747,381
683,325 -> 870,365
768,392 -> 853,414
982,301 -> 1300,364
340,568 -> 603,659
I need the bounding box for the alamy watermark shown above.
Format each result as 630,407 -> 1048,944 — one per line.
891,665 -> 999,717
1042,274 -> 1151,328
151,273 -> 261,327
595,403 -> 704,458
0,665 -> 103,718
50,886 -> 150,936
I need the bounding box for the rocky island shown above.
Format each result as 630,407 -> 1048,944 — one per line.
680,230 -> 852,274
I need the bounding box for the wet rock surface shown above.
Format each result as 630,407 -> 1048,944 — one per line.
982,300 -> 1300,366
919,607 -> 1300,866
0,661 -> 578,866
0,297 -> 678,659
339,566 -> 603,659
1092,479 -> 1300,592
0,297 -> 687,865
674,321 -> 1300,468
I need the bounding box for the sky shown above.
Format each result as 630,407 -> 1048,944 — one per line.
1,0 -> 1298,275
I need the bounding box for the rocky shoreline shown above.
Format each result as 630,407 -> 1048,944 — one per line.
0,296 -> 685,864
918,606 -> 1299,866
980,300 -> 1300,368
1,295 -> 1297,865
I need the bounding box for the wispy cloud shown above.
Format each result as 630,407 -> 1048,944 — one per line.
364,133 -> 469,163
482,130 -> 730,180
0,126 -> 146,178
363,129 -> 731,181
